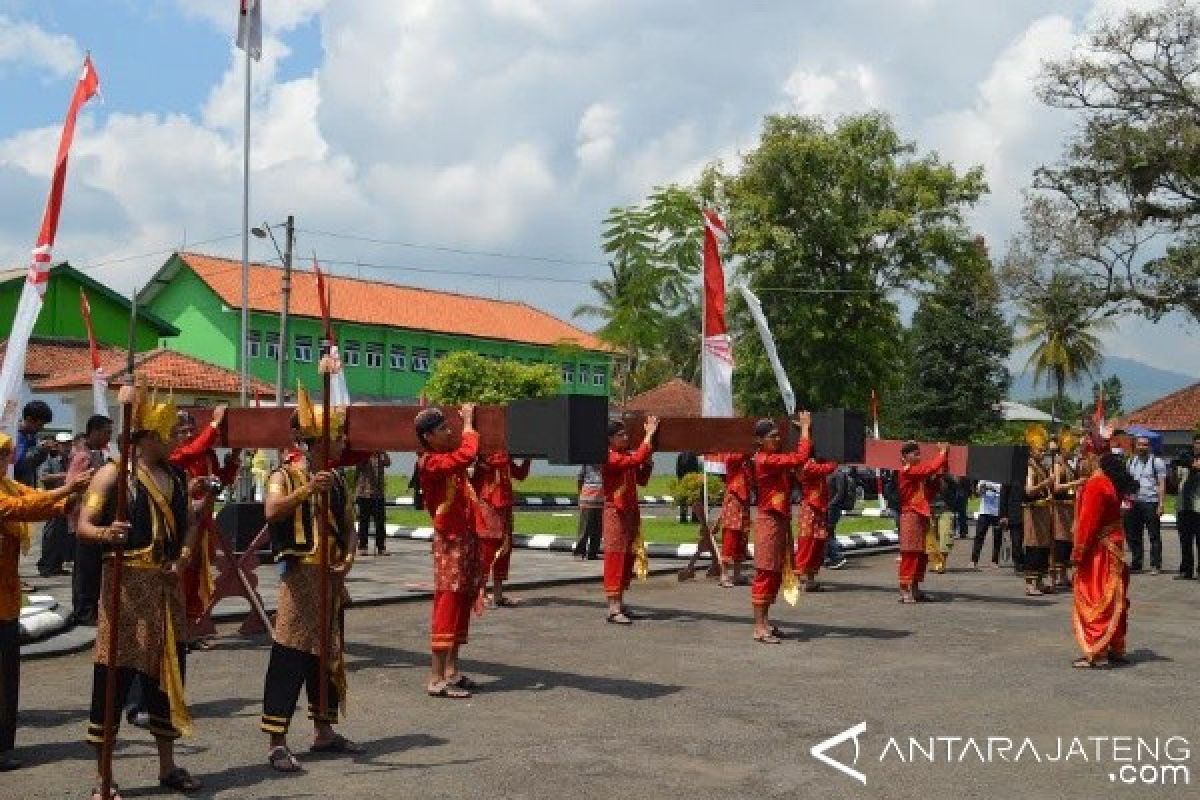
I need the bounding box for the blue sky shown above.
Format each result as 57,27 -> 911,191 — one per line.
1,0 -> 1197,381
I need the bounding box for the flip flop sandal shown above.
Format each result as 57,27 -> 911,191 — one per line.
311,733 -> 366,754
898,596 -> 918,604
90,784 -> 121,800
753,633 -> 782,644
1072,658 -> 1107,669
447,674 -> 478,690
495,596 -> 522,608
267,746 -> 302,773
718,578 -> 734,589
159,767 -> 202,793
427,681 -> 472,699
605,612 -> 632,625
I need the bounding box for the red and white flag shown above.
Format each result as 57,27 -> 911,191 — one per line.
701,209 -> 734,418
236,0 -> 263,61
0,56 -> 100,428
312,255 -> 350,407
79,289 -> 109,417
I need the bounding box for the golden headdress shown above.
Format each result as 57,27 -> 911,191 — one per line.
133,386 -> 178,441
1057,429 -> 1078,455
1024,424 -> 1048,453
294,382 -> 346,439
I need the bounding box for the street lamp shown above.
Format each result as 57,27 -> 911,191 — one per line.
251,216 -> 294,409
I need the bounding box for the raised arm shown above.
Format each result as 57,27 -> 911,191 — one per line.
421,430 -> 481,475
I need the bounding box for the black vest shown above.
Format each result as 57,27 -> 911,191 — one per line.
100,464 -> 189,563
268,466 -> 350,561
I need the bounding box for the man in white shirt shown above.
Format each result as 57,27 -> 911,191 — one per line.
969,480 -> 1003,570
1125,436 -> 1166,574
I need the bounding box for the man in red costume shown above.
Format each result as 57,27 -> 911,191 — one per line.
601,416 -> 658,625
415,404 -> 481,698
1070,436 -> 1134,669
897,440 -> 948,604
716,452 -> 753,589
751,412 -> 811,644
169,404 -> 240,647
472,450 -> 531,608
794,456 -> 839,592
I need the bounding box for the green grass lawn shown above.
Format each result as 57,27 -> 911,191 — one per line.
387,507 -> 892,545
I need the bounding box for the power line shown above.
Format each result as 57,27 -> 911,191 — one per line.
71,232 -> 243,271
297,227 -> 608,267
311,256 -> 597,285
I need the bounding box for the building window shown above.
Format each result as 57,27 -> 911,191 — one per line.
319,338 -> 332,359
247,330 -> 262,359
412,347 -> 430,373
562,363 -> 574,384
344,340 -> 361,367
295,335 -> 314,363
593,368 -> 606,387
578,364 -> 590,384
389,346 -> 407,371
265,332 -> 280,361
366,343 -> 383,369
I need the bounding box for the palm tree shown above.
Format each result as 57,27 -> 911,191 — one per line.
1015,271 -> 1114,423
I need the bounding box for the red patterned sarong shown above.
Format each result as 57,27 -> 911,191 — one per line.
1072,526 -> 1130,659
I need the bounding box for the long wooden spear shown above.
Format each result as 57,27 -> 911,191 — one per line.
100,289 -> 138,800
314,255 -> 334,719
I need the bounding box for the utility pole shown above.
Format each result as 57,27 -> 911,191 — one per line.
276,214 -> 294,407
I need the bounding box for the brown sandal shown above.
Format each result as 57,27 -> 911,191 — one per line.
427,680 -> 471,698
268,746 -> 302,772
753,632 -> 782,644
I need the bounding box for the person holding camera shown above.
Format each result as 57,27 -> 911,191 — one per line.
169,404 -> 240,649
12,401 -> 53,488
1175,434 -> 1200,581
1125,435 -> 1166,575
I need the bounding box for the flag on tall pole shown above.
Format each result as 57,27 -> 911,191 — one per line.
312,255 -> 351,407
737,285 -> 795,415
0,55 -> 100,428
236,0 -> 263,61
79,289 -> 110,417
701,209 -> 734,418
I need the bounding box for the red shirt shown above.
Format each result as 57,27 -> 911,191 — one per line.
169,425 -> 240,499
602,442 -> 653,513
754,439 -> 813,515
798,459 -> 838,511
471,451 -> 531,508
899,451 -> 948,518
1072,471 -> 1124,563
715,453 -> 753,502
419,431 -> 480,539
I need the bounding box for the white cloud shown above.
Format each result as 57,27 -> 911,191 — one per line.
576,102 -> 619,169
0,15 -> 83,78
783,64 -> 885,117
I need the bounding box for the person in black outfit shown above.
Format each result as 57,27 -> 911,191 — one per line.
70,415 -> 113,626
1175,435 -> 1200,580
35,434 -> 74,577
998,482 -> 1025,574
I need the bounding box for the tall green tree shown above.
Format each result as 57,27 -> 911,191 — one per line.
1092,374 -> 1125,417
1018,0 -> 1200,322
1015,271 -> 1114,422
896,240 -> 1012,442
720,112 -> 988,414
574,185 -> 704,401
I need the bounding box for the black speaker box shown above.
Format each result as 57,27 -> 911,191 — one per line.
216,501 -> 268,554
810,409 -> 866,463
506,395 -> 608,465
966,445 -> 1029,486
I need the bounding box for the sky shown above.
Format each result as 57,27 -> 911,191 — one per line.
0,0 -> 1197,379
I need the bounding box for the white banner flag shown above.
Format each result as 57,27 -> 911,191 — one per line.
737,285 -> 795,415
236,0 -> 263,61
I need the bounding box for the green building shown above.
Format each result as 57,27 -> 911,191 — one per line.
0,263 -> 178,350
139,252 -> 614,401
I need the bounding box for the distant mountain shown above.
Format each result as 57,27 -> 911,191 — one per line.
1009,356 -> 1195,412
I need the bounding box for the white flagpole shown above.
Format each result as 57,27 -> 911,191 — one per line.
239,44 -> 251,409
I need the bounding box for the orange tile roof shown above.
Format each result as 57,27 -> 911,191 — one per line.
622,378 -> 702,417
176,252 -> 612,353
31,346 -> 275,397
1117,382 -> 1200,432
0,338 -> 126,380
